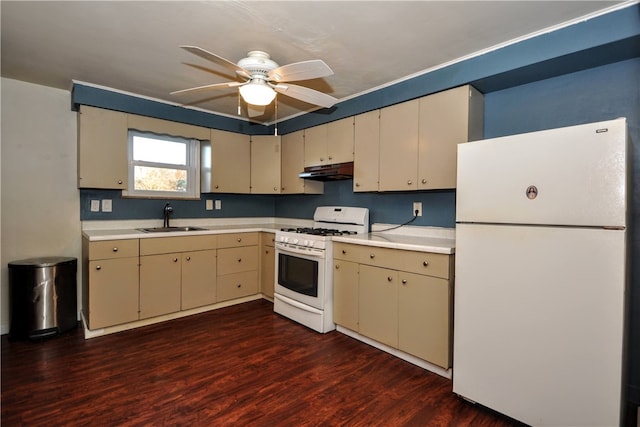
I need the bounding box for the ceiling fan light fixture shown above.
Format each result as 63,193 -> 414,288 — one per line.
239,81 -> 276,106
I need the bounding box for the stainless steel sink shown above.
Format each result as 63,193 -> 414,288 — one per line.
137,226 -> 208,233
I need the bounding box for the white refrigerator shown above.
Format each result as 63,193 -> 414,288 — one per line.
453,118 -> 628,427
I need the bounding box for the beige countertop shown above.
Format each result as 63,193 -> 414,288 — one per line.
82,219 -> 456,253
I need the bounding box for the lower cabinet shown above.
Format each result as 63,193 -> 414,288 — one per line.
333,242 -> 453,369
139,253 -> 182,319
181,250 -> 217,310
260,232 -> 275,299
217,232 -> 259,302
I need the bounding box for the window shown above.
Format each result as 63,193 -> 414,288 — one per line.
125,130 -> 200,199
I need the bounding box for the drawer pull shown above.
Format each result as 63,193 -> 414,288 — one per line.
423,261 -> 429,267
387,276 -> 393,282
237,283 -> 242,288
186,256 -> 191,261
342,250 -> 347,254
173,258 -> 178,262
265,249 -> 270,255
421,179 -> 427,184
237,258 -> 242,263
237,238 -> 242,242
96,265 -> 101,270
407,180 -> 412,185
112,247 -> 118,252
370,254 -> 375,259
117,180 -> 123,185
402,279 -> 407,285
335,265 -> 340,270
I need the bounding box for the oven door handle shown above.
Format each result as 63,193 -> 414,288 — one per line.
275,243 -> 325,258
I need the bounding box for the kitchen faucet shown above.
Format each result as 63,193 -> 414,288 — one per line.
163,203 -> 173,228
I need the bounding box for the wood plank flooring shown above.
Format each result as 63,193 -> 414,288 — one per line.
2,299 -> 524,426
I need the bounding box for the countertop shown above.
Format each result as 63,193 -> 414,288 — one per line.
333,224 -> 455,254
82,219 -> 455,253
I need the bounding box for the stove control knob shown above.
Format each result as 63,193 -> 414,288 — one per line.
307,240 -> 314,247
292,239 -> 299,245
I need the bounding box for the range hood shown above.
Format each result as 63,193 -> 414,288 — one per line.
299,162 -> 354,181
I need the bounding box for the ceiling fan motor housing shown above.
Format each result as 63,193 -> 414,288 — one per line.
237,51 -> 279,76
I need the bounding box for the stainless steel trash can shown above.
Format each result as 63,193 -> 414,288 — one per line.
8,257 -> 77,339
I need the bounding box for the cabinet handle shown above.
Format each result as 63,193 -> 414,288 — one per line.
407,180 -> 413,185
237,258 -> 242,263
369,253 -> 375,259
273,187 -> 278,191
215,185 -> 219,189
342,250 -> 347,254
387,276 -> 393,282
320,157 -> 324,162
237,238 -> 242,242
96,265 -> 101,270
423,261 -> 429,267
421,179 -> 427,184
328,156 -> 333,160
402,279 -> 407,285
112,247 -> 118,252
265,249 -> 270,254
355,183 -> 361,187
173,258 -> 178,262
335,264 -> 340,270
186,256 -> 191,261
237,283 -> 242,288
117,180 -> 123,185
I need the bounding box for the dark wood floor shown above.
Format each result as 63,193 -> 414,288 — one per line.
2,299 -> 524,426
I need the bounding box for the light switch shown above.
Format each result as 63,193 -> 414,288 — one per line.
90,200 -> 100,212
102,199 -> 112,212
215,200 -> 222,210
205,200 -> 213,210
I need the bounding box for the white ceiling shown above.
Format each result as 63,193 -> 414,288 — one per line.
1,1 -> 629,123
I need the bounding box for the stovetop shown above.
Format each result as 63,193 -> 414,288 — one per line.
280,227 -> 360,237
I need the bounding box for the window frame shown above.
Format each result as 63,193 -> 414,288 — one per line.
124,130 -> 201,200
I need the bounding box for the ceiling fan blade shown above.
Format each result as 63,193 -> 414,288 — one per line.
273,83 -> 338,108
180,46 -> 251,79
247,104 -> 265,118
170,81 -> 244,96
268,60 -> 333,83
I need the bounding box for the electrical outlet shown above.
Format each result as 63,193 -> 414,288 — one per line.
102,199 -> 112,212
90,200 -> 100,212
205,200 -> 213,210
215,200 -> 222,210
413,202 -> 422,217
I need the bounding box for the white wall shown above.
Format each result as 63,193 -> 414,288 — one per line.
1,78 -> 81,334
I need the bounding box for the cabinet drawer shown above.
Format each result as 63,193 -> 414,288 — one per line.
399,251 -> 451,279
140,235 -> 217,255
217,246 -> 258,275
218,232 -> 259,248
217,271 -> 258,302
334,242 -> 450,279
261,232 -> 275,247
88,239 -> 138,260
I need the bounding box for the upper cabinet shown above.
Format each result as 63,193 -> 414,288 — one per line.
417,85 -> 484,190
303,117 -> 354,167
202,129 -> 251,193
77,105 -> 128,189
353,110 -> 380,192
281,131 -> 324,194
250,135 -> 281,194
379,99 -> 421,191
376,85 -> 483,192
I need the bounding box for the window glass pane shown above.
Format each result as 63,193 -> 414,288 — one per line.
134,166 -> 187,192
133,136 -> 186,165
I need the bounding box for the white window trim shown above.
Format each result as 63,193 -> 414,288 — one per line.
124,130 -> 201,199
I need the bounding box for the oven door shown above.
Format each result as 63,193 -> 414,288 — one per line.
275,243 -> 326,311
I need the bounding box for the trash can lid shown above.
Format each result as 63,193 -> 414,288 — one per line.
8,257 -> 77,268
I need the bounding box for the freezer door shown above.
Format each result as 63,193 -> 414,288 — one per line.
456,118 -> 627,227
453,223 -> 626,427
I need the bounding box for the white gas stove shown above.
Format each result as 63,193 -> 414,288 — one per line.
274,206 -> 369,332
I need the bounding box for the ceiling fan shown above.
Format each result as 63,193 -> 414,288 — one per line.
171,46 -> 339,111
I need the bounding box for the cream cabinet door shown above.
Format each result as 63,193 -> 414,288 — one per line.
398,272 -> 451,368
205,129 -> 251,193
87,257 -> 139,329
281,130 -> 324,194
304,124 -> 328,167
77,105 -> 128,189
379,99 -> 419,191
353,110 -> 380,192
333,260 -> 359,331
260,233 -> 275,299
418,85 -> 484,190
327,116 -> 354,164
251,135 -> 281,194
139,253 -> 182,319
181,249 -> 217,310
358,265 -> 398,348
